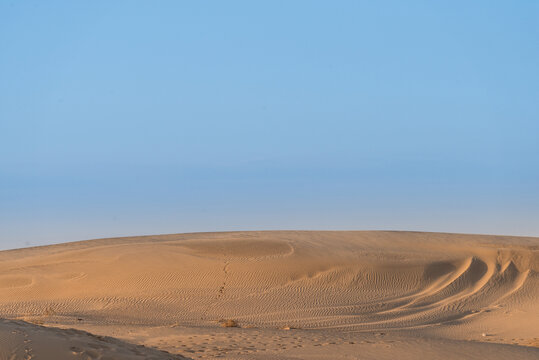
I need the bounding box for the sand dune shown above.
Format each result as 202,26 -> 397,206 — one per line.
0,231 -> 537,359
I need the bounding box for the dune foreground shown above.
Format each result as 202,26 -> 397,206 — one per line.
0,231 -> 537,359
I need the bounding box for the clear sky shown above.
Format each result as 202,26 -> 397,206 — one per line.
1,1 -> 538,250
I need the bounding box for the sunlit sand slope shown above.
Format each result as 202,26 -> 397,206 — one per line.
0,231 -> 537,359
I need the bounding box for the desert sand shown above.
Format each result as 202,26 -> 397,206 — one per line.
0,231 -> 537,359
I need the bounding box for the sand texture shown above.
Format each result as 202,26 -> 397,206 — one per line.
0,231 -> 537,359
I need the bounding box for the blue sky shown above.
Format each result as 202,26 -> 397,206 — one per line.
1,1 -> 538,249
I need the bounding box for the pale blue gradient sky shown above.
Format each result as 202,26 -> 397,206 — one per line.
1,1 -> 538,249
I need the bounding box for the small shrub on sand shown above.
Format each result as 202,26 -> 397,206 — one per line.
281,325 -> 298,330
219,319 -> 238,328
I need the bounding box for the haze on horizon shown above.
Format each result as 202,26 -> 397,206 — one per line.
1,1 -> 538,250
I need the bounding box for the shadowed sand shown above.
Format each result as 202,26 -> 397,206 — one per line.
0,231 -> 537,359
